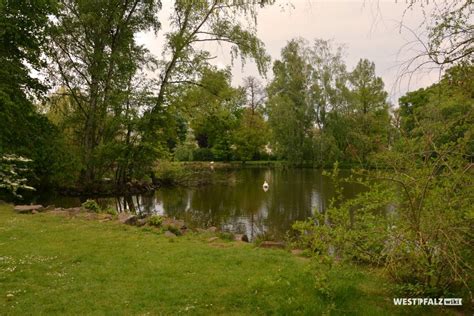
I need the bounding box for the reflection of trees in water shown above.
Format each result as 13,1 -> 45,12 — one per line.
102,168 -> 364,239
263,169 -> 319,239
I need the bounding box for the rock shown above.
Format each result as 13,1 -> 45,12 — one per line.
123,215 -> 138,225
124,216 -> 138,226
259,241 -> 286,249
14,204 -> 44,214
44,205 -> 55,211
207,226 -> 218,233
164,231 -> 177,238
68,207 -> 82,213
163,218 -> 186,230
207,237 -> 219,243
136,218 -> 148,227
234,234 -> 249,242
32,210 -> 38,214
6,293 -> 14,299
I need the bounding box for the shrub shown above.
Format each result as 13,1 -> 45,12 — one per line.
81,199 -> 100,213
154,161 -> 185,185
218,231 -> 235,241
149,215 -> 163,227
293,152 -> 473,297
166,225 -> 182,236
104,208 -> 117,216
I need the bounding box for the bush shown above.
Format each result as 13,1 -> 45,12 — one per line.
165,225 -> 182,236
154,161 -> 185,185
149,215 -> 163,227
174,144 -> 194,162
104,208 -> 117,216
218,231 -> 235,241
293,152 -> 473,297
81,199 -> 100,213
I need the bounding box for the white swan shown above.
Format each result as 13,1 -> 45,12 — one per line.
262,180 -> 269,191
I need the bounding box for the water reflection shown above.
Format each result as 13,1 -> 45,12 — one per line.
35,168 -> 364,241
109,168 -> 364,241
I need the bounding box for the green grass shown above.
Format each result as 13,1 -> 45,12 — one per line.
0,204 -> 456,315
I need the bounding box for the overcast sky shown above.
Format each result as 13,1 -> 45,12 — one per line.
137,0 -> 441,104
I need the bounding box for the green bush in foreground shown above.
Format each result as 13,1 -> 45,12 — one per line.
293,143 -> 473,299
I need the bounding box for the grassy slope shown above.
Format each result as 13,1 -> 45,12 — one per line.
0,205 -> 449,315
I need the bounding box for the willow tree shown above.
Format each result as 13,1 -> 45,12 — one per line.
146,0 -> 272,134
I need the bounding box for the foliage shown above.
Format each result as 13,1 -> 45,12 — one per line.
81,199 -> 101,213
174,128 -> 197,161
165,224 -> 182,236
403,0 -> 473,68
172,68 -> 245,161
0,0 -> 79,189
153,161 -> 187,185
232,108 -> 269,161
148,215 -> 163,227
292,64 -> 473,298
0,0 -> 56,97
218,231 -> 235,241
47,0 -> 162,187
266,39 -> 315,164
267,39 -> 391,166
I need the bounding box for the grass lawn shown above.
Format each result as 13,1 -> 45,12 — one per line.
0,204 -> 457,315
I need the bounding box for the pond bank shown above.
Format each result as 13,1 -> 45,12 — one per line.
11,203 -> 279,245
1,203 -> 446,315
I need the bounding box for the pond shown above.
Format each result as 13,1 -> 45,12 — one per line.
36,167 -> 365,241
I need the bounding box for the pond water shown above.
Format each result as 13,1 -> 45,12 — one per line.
36,167 -> 365,241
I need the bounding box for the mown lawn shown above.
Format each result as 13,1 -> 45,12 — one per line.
0,204 -> 455,315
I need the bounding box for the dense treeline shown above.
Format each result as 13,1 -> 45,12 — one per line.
1,0 -> 472,193
267,38 -> 391,166
0,0 -> 394,193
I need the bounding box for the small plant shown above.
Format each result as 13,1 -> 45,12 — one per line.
81,199 -> 100,213
104,208 -> 117,216
148,215 -> 163,227
218,231 -> 234,241
166,225 -> 182,236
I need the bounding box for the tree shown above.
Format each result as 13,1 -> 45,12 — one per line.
46,0 -> 273,187
243,76 -> 266,114
398,63 -> 474,159
0,0 -> 77,189
267,38 -> 351,165
47,0 -> 161,186
174,67 -> 244,161
267,39 -> 314,164
146,0 -> 273,133
399,0 -> 473,82
233,108 -> 268,161
343,59 -> 391,163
